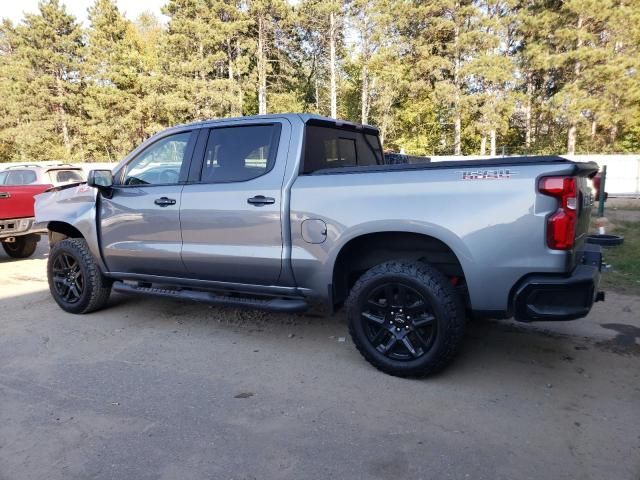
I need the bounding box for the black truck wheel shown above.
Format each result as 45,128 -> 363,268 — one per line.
2,234 -> 39,258
346,260 -> 466,377
47,238 -> 112,314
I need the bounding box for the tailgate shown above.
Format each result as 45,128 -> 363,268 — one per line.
0,185 -> 51,220
574,163 -> 599,246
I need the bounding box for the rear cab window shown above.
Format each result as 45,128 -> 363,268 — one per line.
47,169 -> 84,184
302,122 -> 383,174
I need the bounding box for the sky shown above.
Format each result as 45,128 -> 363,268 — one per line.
0,0 -> 168,25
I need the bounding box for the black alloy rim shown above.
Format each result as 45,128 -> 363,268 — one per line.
52,252 -> 84,303
359,282 -> 437,361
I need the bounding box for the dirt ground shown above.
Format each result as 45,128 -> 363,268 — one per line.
1,242 -> 639,480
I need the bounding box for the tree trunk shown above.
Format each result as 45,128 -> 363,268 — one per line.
610,123 -> 618,145
480,135 -> 486,155
228,40 -> 233,82
360,67 -> 368,124
567,16 -> 583,155
490,129 -> 496,156
329,11 -> 337,119
227,39 -> 238,117
56,74 -> 71,155
452,6 -> 461,155
567,122 -> 577,155
315,72 -> 320,112
257,15 -> 267,115
236,39 -> 243,116
525,74 -> 533,150
198,40 -> 205,80
360,15 -> 369,125
609,98 -> 620,146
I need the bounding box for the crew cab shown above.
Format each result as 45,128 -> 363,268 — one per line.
34,114 -> 604,377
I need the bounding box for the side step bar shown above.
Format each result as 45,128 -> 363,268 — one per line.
112,281 -> 309,313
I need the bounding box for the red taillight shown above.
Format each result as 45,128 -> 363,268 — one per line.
539,176 -> 577,250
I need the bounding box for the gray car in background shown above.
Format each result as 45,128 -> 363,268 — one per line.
34,114 -> 604,377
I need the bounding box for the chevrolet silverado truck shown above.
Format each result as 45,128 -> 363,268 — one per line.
34,114 -> 604,377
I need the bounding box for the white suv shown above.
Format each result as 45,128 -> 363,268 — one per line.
0,164 -> 85,187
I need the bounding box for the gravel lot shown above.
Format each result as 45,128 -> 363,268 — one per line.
1,241 -> 639,480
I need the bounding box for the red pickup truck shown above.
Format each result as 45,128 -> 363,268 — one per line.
0,164 -> 84,258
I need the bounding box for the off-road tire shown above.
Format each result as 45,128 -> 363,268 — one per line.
48,238 -> 112,314
346,260 -> 466,377
2,234 -> 39,258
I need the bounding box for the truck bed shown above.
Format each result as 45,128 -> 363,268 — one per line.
313,156 -> 598,175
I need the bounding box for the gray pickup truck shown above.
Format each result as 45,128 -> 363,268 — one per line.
35,114 -> 604,377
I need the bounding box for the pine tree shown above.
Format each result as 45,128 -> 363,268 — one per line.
84,0 -> 149,161
403,0 -> 482,154
132,13 -> 169,137
589,0 -> 640,151
161,0 -> 252,122
0,20 -> 30,161
297,0 -> 345,117
356,0 -> 407,143
468,0 -> 518,155
246,0 -> 300,115
8,0 -> 84,160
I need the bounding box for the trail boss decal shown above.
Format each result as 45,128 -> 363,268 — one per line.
460,169 -> 515,180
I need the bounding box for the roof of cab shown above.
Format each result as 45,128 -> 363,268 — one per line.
172,113 -> 378,133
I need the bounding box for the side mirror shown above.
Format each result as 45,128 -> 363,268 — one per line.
87,169 -> 113,189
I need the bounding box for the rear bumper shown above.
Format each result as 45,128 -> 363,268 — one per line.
0,217 -> 46,240
513,244 -> 604,322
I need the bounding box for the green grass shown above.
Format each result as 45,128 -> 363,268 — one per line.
599,220 -> 640,295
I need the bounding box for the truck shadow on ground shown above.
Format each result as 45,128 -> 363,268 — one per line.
0,239 -> 48,264
3,285 -> 636,389
104,292 -> 638,381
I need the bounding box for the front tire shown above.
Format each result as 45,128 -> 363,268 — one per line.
2,234 -> 39,258
346,261 -> 466,377
47,238 -> 112,314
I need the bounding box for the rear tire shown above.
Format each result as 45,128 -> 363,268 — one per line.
346,260 -> 466,377
47,238 -> 112,314
2,234 -> 39,258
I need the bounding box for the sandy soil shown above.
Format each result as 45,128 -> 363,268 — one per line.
1,242 -> 639,480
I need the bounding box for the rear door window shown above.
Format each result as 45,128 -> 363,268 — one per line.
200,124 -> 281,183
303,125 -> 382,174
3,170 -> 38,185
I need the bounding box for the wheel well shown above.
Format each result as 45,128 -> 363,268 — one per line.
332,232 -> 466,308
47,221 -> 83,244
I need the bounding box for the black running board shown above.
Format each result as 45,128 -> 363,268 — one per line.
112,281 -> 309,313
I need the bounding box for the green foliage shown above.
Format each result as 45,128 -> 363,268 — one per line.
599,220 -> 640,295
0,0 -> 638,162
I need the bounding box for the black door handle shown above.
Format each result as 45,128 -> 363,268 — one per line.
0,192 -> 10,199
247,195 -> 275,206
154,197 -> 176,207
